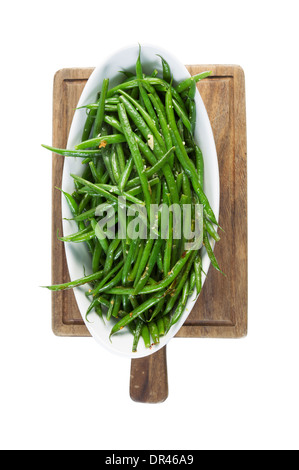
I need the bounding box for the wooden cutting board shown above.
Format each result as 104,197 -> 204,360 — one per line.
51,65 -> 247,402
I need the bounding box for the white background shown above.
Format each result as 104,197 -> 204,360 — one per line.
0,0 -> 298,451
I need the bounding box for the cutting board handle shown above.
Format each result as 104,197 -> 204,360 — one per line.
130,346 -> 168,403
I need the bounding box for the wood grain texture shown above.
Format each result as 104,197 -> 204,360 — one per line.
51,65 -> 247,341
130,347 -> 168,403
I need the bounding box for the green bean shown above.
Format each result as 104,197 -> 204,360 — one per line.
118,100 -> 179,206
195,145 -> 204,189
88,260 -> 124,297
187,80 -> 197,134
111,295 -> 122,319
78,98 -> 120,110
113,244 -> 123,261
75,133 -> 126,150
141,324 -> 151,348
175,71 -> 212,94
163,188 -> 173,277
56,188 -> 79,215
203,230 -> 224,274
77,193 -> 91,214
82,108 -> 96,142
95,304 -> 104,322
74,207 -> 97,222
106,249 -> 194,296
95,183 -> 145,206
116,142 -> 126,174
141,80 -> 167,117
134,238 -> 164,294
104,105 -> 118,112
93,78 -> 109,137
166,88 -> 218,225
41,144 -> 102,158
110,144 -> 121,184
189,269 -> 196,295
90,218 -> 109,254
103,237 -> 121,276
93,266 -> 124,295
194,254 -> 202,295
117,102 -> 152,218
104,115 -> 123,133
148,297 -> 165,322
134,133 -> 157,166
143,146 -> 175,178
156,54 -> 171,83
149,321 -> 160,344
148,93 -> 173,155
204,218 -> 220,242
188,78 -> 197,100
88,161 -> 101,183
164,250 -> 198,315
107,78 -> 141,98
157,251 -> 164,274
127,240 -> 144,283
58,223 -> 93,242
106,295 -> 116,321
118,91 -> 165,151
43,269 -> 104,291
157,318 -> 165,337
182,173 -> 192,203
132,318 -> 144,352
142,77 -> 187,111
123,149 -> 173,191
163,315 -> 170,334
119,156 -> 134,192
59,229 -> 95,244
44,51 -> 221,353
133,238 -> 155,287
122,237 -> 139,286
92,239 -> 103,273
109,292 -> 164,338
167,278 -> 190,331
172,99 -> 192,132
136,46 -> 159,128
85,297 -> 100,319
71,174 -> 119,204
98,124 -> 118,183
176,172 -> 183,194
118,102 -> 179,212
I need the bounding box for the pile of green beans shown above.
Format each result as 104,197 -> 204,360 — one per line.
42,49 -> 222,352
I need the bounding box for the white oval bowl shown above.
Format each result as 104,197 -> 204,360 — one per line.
62,43 -> 219,359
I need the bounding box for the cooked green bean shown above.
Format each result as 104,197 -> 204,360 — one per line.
175,71 -> 212,94
164,250 -> 198,315
42,48 -> 222,353
141,324 -> 151,348
109,292 -> 164,339
132,318 -> 144,352
41,144 -> 102,158
134,238 -> 164,294
157,54 -> 171,83
118,102 -> 152,218
167,278 -> 190,331
76,133 -> 126,150
157,318 -> 165,337
194,253 -> 202,295
149,321 -> 160,344
43,269 -> 104,291
93,78 -> 109,137
88,260 -> 124,297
